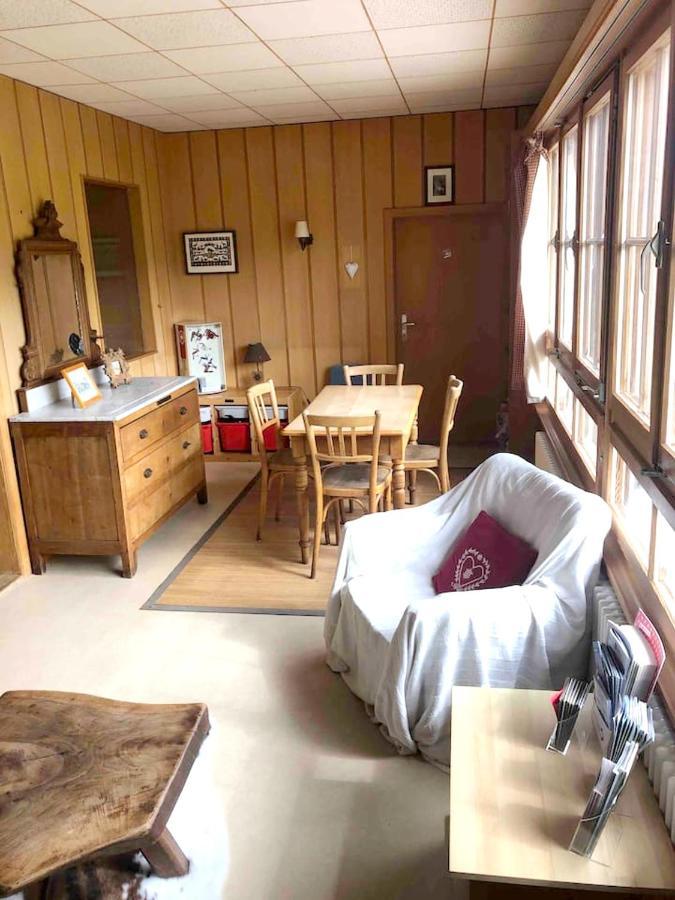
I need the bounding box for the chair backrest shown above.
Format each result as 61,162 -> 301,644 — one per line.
303,411 -> 383,494
343,364 -> 404,386
247,380 -> 281,464
439,375 -> 463,454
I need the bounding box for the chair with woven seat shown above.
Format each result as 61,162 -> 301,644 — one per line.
303,410 -> 392,578
405,375 -> 463,504
247,379 -> 297,541
343,364 -> 404,386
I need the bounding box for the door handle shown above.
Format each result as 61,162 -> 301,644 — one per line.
401,313 -> 416,341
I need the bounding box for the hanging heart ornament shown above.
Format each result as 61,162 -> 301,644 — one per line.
344,261 -> 359,279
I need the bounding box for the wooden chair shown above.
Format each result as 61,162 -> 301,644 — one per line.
343,364 -> 404,386
303,411 -> 392,578
405,375 -> 463,504
247,379 -> 296,541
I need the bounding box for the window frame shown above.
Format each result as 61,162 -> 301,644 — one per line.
555,109 -> 581,367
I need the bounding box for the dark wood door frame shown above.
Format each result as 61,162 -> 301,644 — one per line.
383,203 -> 507,363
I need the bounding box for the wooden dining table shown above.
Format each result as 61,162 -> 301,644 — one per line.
283,384 -> 423,565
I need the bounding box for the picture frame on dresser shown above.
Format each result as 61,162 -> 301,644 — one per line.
61,361 -> 102,408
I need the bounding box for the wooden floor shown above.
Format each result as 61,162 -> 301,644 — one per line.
147,465 -> 475,615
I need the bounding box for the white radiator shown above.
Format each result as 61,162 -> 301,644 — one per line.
535,431 -> 564,478
592,582 -> 675,840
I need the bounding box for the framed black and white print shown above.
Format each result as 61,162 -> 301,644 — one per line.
184,231 -> 238,274
424,166 -> 454,205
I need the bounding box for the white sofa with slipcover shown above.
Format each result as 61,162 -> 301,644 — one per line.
325,453 -> 612,769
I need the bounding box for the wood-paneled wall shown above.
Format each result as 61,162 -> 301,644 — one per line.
156,106 -> 533,400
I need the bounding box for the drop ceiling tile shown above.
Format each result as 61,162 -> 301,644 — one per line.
402,86 -> 481,106
389,49 -> 486,78
340,107 -> 407,119
164,42 -> 283,74
66,51 -> 185,81
252,100 -> 334,118
228,0 -> 295,5
0,21 -> 147,59
330,95 -> 407,114
315,79 -> 400,100
114,75 -> 219,99
229,84 -> 318,105
398,71 -> 483,93
380,20 -> 490,57
269,31 -> 382,65
203,68 -> 303,92
89,98 -> 168,115
79,0 -> 222,14
484,62 -> 558,85
235,0 -> 370,40
128,112 -> 202,130
495,0 -> 591,15
407,98 -> 480,112
491,9 -> 587,47
185,108 -> 268,127
50,82 -> 136,102
363,0 -> 491,29
488,40 -> 570,68
0,37 -> 45,63
158,93 -> 243,112
0,0 -> 96,29
0,60 -> 95,85
113,9 -> 254,50
483,81 -> 549,105
294,58 -> 391,85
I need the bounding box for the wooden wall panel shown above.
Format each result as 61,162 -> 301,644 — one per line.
246,127 -> 289,386
303,122 -> 340,389
363,117 -> 393,362
393,115 -> 423,207
274,125 -> 315,397
423,113 -> 454,167
96,112 -> 118,181
216,128 -> 259,386
113,118 -> 133,185
15,83 -> 51,214
485,107 -> 517,203
333,121 -> 368,365
455,110 -> 485,204
78,105 -> 103,178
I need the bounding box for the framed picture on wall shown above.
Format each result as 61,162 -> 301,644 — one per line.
184,231 -> 238,274
425,166 -> 454,205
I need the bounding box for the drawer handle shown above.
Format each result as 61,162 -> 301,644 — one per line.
179,406 -> 188,416
144,468 -> 153,479
183,440 -> 191,450
139,429 -> 148,439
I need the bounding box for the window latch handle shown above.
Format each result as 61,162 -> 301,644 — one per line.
640,464 -> 664,478
640,220 -> 667,294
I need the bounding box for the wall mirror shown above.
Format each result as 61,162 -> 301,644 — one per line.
16,201 -> 100,390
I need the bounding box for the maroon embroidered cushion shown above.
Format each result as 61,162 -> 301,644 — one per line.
432,510 -> 538,595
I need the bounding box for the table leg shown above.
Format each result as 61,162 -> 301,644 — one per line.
141,827 -> 189,878
294,452 -> 311,565
392,459 -> 406,509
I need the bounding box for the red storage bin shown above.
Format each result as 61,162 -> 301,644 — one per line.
262,424 -> 280,451
217,421 -> 251,452
200,423 -> 214,454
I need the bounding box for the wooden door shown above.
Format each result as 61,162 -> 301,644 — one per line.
393,208 -> 509,444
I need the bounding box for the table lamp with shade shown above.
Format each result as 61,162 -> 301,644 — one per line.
244,342 -> 271,382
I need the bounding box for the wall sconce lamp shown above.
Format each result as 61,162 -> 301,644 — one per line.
244,342 -> 271,382
295,220 -> 313,251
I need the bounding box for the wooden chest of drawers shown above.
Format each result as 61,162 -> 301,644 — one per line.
10,377 -> 206,578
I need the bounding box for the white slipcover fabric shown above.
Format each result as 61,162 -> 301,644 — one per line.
325,453 -> 612,769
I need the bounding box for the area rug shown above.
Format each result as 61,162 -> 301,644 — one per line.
11,728 -> 229,900
144,447 -> 486,616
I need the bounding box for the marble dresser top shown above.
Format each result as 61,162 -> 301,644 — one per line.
11,376 -> 197,424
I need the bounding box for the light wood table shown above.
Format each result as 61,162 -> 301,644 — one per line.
0,690 -> 209,896
449,687 -> 675,897
284,384 -> 423,564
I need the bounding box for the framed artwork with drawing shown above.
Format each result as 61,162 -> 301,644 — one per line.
425,165 -> 454,205
184,231 -> 238,274
61,361 -> 102,408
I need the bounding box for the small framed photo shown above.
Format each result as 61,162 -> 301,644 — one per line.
102,347 -> 131,389
61,361 -> 102,408
184,231 -> 238,275
425,165 -> 454,205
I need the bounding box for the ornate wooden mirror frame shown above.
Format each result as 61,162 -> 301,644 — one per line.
16,201 -> 101,393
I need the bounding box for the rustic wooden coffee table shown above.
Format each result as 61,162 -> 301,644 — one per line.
0,691 -> 209,897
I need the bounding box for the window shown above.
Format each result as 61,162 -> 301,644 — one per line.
558,127 -> 578,350
577,93 -> 610,377
654,512 -> 674,615
573,399 -> 598,476
608,446 -> 653,569
612,32 -> 670,427
663,211 -> 675,458
554,372 -> 574,435
85,182 -> 155,359
547,144 -> 559,337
